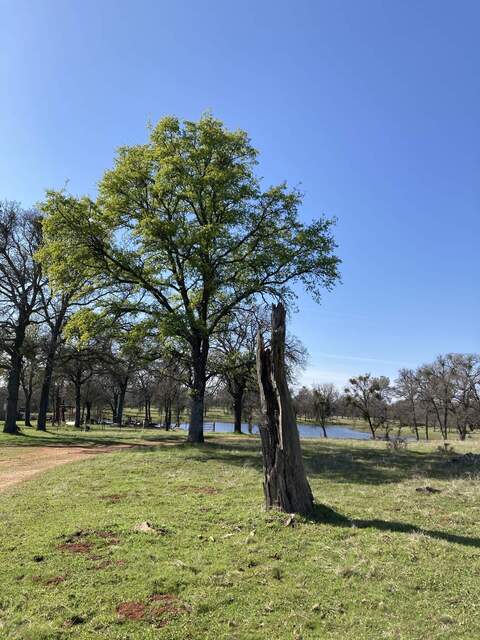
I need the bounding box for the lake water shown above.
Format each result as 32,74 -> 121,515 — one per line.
179,421 -> 370,440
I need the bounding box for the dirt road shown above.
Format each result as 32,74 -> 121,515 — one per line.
0,443 -> 135,492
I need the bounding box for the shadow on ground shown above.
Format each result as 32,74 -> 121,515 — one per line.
2,430 -> 476,485
181,437 -> 478,485
310,503 -> 480,548
0,428 -> 183,450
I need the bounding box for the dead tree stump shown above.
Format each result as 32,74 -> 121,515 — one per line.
256,303 -> 314,515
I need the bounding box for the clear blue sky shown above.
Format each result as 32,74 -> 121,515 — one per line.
2,0 -> 479,388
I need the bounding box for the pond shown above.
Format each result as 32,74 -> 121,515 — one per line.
178,421 -> 371,440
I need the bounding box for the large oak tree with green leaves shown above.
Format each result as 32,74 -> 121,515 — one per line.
40,114 -> 340,443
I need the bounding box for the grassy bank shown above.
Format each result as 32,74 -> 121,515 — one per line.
1,430 -> 480,638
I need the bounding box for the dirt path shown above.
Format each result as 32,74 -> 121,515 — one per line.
0,443 -> 141,492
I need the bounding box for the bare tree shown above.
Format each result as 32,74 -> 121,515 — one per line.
448,354 -> 480,440
213,305 -> 307,433
212,307 -> 268,433
19,327 -> 42,427
294,386 -> 314,421
344,374 -> 391,439
395,368 -> 421,440
417,356 -> 457,440
36,292 -> 73,430
312,383 -> 338,437
0,203 -> 44,433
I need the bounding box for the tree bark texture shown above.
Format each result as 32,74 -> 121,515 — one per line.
188,339 -> 207,443
233,390 -> 244,434
256,303 -> 314,515
74,380 -> 82,428
4,322 -> 27,434
37,306 -> 67,431
117,380 -> 128,426
22,368 -> 34,427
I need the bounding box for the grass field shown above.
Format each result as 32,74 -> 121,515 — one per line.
1,428 -> 480,639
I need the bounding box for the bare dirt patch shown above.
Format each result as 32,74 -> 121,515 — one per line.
116,601 -> 146,620
116,594 -> 187,626
58,529 -> 121,557
58,541 -> 93,554
0,442 -> 154,492
92,530 -> 120,544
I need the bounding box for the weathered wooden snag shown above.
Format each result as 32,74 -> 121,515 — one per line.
256,303 -> 314,515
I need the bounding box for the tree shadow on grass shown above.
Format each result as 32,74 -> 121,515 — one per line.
310,503 -> 480,548
3,429 -> 477,486
186,437 -> 478,485
0,428 -> 184,450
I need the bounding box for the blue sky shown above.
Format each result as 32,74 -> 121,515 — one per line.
2,0 -> 479,388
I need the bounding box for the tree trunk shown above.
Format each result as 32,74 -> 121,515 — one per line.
117,379 -> 128,426
164,399 -> 172,430
21,367 -> 34,428
37,358 -> 52,430
4,323 -> 26,434
85,400 -> 92,425
143,396 -> 152,424
51,384 -> 58,424
24,399 -> 31,427
233,390 -> 244,434
188,340 -> 208,443
189,394 -> 205,442
50,385 -> 56,424
111,391 -> 119,424
24,382 -> 33,427
256,303 -> 314,515
320,418 -> 327,438
175,406 -> 181,428
411,401 -> 419,441
5,356 -> 22,433
74,381 -> 82,428
366,415 -> 376,439
37,317 -> 64,431
443,405 -> 449,440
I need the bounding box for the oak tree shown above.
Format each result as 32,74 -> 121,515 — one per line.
40,115 -> 340,442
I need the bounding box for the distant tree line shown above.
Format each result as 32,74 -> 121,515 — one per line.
293,355 -> 480,441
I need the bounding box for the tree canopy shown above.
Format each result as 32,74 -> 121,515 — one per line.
39,114 -> 340,442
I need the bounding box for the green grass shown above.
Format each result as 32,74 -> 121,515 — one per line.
0,423 -> 160,446
1,430 -> 480,639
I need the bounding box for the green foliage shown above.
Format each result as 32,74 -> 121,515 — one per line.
39,114 -> 340,346
63,308 -> 107,347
